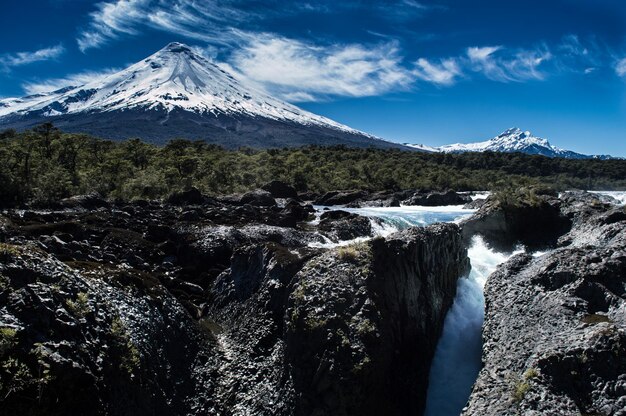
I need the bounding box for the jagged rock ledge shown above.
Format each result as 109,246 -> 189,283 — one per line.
0,198 -> 469,415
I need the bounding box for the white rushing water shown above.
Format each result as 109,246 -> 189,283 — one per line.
424,238 -> 522,416
591,191 -> 626,205
312,204 -> 517,415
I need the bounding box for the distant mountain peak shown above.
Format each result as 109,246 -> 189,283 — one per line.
487,128 -> 553,149
435,127 -> 572,157
405,128 -> 616,159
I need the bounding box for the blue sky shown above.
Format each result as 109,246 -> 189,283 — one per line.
1,0 -> 625,155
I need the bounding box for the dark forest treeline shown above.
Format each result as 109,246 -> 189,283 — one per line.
0,124 -> 625,206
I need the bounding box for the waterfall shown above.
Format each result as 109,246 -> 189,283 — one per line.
424,237 -> 522,416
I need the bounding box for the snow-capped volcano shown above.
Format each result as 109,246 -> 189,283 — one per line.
0,42 -> 401,149
406,128 -> 614,159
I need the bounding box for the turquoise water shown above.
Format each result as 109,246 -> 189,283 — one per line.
337,205 -> 473,230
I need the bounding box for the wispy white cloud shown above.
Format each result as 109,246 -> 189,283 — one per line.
616,58 -> 626,77
466,45 -> 551,82
227,35 -> 413,101
21,68 -> 121,95
371,0 -> 445,20
412,57 -> 461,85
0,44 -> 65,69
280,91 -> 318,102
504,48 -> 552,80
556,34 -> 604,75
559,34 -> 589,57
76,0 -> 445,52
77,0 -> 252,52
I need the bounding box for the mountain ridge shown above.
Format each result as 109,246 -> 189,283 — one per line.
405,128 -> 616,159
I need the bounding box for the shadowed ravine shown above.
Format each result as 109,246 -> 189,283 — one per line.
340,206 -> 492,414
341,206 -> 523,416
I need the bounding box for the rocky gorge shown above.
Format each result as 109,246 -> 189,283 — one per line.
462,191 -> 626,416
0,185 -> 624,416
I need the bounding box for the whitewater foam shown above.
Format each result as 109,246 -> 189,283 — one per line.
592,191 -> 626,205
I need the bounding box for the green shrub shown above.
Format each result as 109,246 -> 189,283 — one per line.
337,245 -> 360,261
65,292 -> 90,317
512,380 -> 531,403
110,317 -> 141,375
0,357 -> 34,398
0,242 -> 20,260
32,164 -> 73,205
0,327 -> 17,356
523,368 -> 539,379
511,368 -> 539,403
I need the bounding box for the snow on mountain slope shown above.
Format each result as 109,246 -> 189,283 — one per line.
438,128 -> 570,156
403,143 -> 440,152
0,42 -> 413,149
406,128 -> 615,159
0,42 -> 362,135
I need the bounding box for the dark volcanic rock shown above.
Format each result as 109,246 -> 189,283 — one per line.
345,191 -> 402,208
240,190 -> 277,207
279,200 -> 313,227
464,202 -> 626,416
463,198 -> 487,210
0,244 -> 221,416
261,181 -> 298,199
204,243 -> 316,414
203,223 -> 468,416
297,191 -> 319,202
403,190 -> 471,206
318,210 -> 373,241
166,187 -> 206,205
59,192 -> 110,209
461,194 -> 572,251
314,190 -> 367,206
1,200 -> 471,416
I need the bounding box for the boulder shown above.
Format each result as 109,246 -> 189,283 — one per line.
261,180 -> 298,199
346,191 -> 401,208
403,190 -> 471,206
279,199 -> 312,227
59,192 -> 109,209
461,194 -> 571,251
314,190 -> 368,206
297,191 -> 319,202
240,189 -> 277,207
463,198 -> 487,209
318,210 -> 373,241
166,187 -> 205,205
